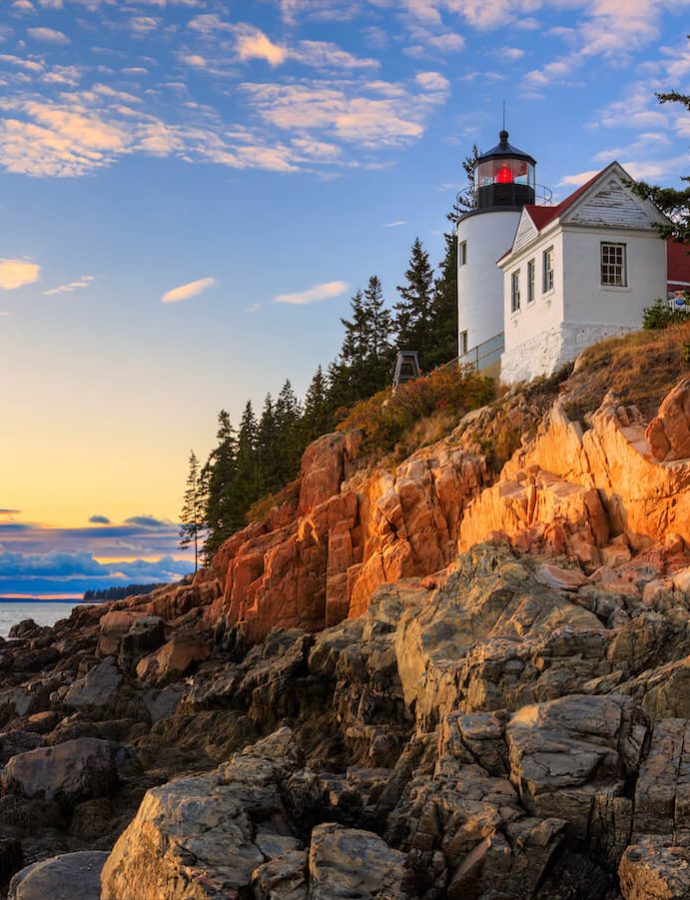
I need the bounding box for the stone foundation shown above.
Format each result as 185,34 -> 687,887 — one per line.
501,323 -> 636,384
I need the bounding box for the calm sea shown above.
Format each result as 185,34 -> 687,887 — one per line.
0,601 -> 86,638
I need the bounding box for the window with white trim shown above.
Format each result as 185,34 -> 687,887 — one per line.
511,270 -> 521,313
543,247 -> 554,293
601,242 -> 626,286
527,259 -> 535,304
460,330 -> 468,355
459,241 -> 467,265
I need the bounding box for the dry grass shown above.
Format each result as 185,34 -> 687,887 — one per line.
563,323 -> 690,422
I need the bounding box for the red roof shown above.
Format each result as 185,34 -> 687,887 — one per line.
523,171 -> 601,233
667,239 -> 690,287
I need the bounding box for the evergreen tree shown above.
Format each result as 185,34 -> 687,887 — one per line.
275,380 -> 302,482
427,227 -> 459,369
394,238 -> 435,368
223,401 -> 259,530
201,410 -> 238,560
451,143 -> 480,221
179,450 -> 205,573
362,276 -> 394,391
257,394 -> 281,494
302,365 -> 332,444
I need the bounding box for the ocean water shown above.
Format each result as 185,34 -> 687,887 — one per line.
0,601 -> 85,638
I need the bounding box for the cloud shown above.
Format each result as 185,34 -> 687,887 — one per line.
0,259 -> 40,290
274,280 -> 348,305
161,276 -> 216,303
89,515 -> 111,524
123,515 -> 170,529
43,274 -> 94,296
0,547 -> 190,598
27,27 -> 70,44
559,169 -> 601,187
242,72 -> 450,150
384,220 -> 407,227
235,26 -> 288,67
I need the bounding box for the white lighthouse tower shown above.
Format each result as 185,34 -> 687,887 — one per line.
457,130 -> 537,368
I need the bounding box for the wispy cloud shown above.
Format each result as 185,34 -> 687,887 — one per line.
161,276 -> 216,303
27,26 -> 70,44
0,259 -> 40,290
384,220 -> 406,227
43,274 -> 94,296
274,280 -> 348,305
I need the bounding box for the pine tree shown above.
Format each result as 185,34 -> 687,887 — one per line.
223,401 -> 259,530
451,143 -> 480,221
361,276 -> 394,393
394,238 -> 435,368
179,450 -> 205,573
427,228 -> 459,369
201,411 -> 238,560
275,380 -> 302,483
302,365 -> 332,444
257,394 -> 281,494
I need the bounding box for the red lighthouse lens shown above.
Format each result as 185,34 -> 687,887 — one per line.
496,164 -> 514,184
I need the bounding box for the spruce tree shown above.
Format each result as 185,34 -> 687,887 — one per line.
451,143 -> 480,221
275,380 -> 302,482
394,238 -> 435,368
302,365 -> 332,444
257,394 -> 280,494
427,228 -> 459,369
224,401 -> 259,530
179,450 -> 205,573
201,411 -> 238,560
363,276 -> 393,386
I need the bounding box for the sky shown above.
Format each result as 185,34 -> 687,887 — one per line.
1,0 -> 690,597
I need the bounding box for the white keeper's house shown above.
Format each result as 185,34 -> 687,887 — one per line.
457,130 -> 690,384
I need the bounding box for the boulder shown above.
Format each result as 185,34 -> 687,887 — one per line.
619,839 -> 690,899
506,694 -> 648,838
62,658 -> 122,716
308,823 -> 408,898
118,616 -> 165,671
101,728 -> 302,900
646,377 -> 690,462
1,738 -> 117,808
135,632 -> 211,685
8,851 -> 108,900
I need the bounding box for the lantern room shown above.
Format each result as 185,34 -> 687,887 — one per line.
474,130 -> 536,210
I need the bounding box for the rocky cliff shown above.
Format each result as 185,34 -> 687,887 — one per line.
4,337 -> 690,898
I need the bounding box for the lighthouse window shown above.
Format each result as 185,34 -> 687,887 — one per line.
527,259 -> 535,303
459,241 -> 467,265
511,270 -> 521,313
601,242 -> 626,286
543,247 -> 554,293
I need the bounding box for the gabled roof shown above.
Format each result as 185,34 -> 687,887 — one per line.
668,240 -> 690,286
523,170 -> 601,233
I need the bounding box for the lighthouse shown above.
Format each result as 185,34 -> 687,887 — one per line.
457,130 -> 536,366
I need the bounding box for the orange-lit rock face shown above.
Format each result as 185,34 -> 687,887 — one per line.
203,378 -> 690,644
645,376 -> 690,462
205,431 -> 488,642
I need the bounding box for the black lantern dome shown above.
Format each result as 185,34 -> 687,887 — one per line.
474,130 -> 536,211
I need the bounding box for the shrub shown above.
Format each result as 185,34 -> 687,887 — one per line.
643,297 -> 690,329
337,364 -> 495,455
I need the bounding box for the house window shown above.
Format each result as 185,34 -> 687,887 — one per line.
601,242 -> 626,286
459,241 -> 467,266
543,247 -> 554,293
460,330 -> 468,355
511,270 -> 521,313
527,259 -> 535,304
